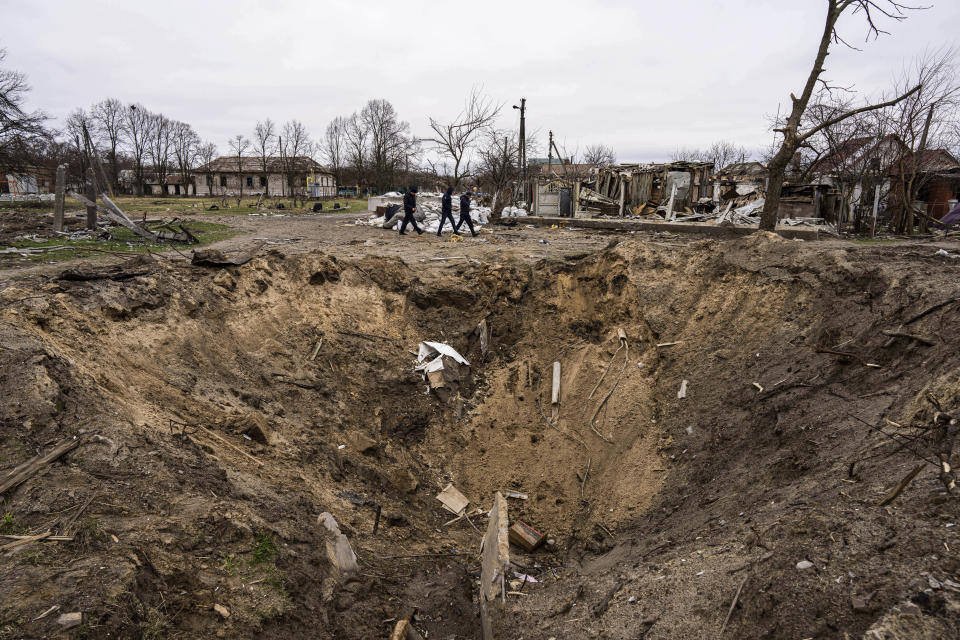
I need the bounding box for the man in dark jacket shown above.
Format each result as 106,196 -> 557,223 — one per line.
455,190 -> 477,236
399,186 -> 423,235
437,187 -> 457,236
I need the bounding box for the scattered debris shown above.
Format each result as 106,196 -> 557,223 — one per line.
318,512 -> 358,575
56,612 -> 83,630
796,560 -> 814,570
480,492 -> 510,640
509,520 -> 545,552
0,436 -> 83,496
416,341 -> 471,402
191,245 -> 262,267
213,604 -> 230,619
678,379 -> 688,399
503,490 -> 528,500
436,483 -> 470,516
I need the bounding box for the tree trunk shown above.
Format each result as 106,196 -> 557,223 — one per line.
760,148 -> 793,230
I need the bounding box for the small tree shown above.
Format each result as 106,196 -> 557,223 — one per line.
426,88 -> 501,188
477,130 -> 519,222
759,0 -> 922,231
583,144 -> 617,167
91,98 -> 125,192
279,120 -> 310,206
148,112 -> 172,194
228,134 -> 250,207
171,120 -> 200,197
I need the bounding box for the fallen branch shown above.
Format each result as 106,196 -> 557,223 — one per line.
720,575 -> 749,635
193,424 -> 264,467
1,531 -> 51,552
0,534 -> 73,542
880,330 -> 935,347
878,463 -> 925,506
904,298 -> 958,326
0,437 -> 82,496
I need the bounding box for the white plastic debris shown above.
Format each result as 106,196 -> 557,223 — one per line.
796,560 -> 814,570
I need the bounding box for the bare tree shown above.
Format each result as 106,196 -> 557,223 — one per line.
65,108 -> 95,180
426,88 -> 501,188
91,98 -> 125,191
345,112 -> 368,192
196,140 -> 217,199
278,120 -> 310,205
583,144 -> 617,167
360,99 -> 412,193
477,130 -> 519,222
148,112 -> 172,194
0,48 -> 47,171
883,48 -> 960,233
253,118 -> 276,197
124,104 -> 153,196
759,0 -> 923,231
171,120 -> 200,197
322,116 -> 349,188
671,141 -> 747,169
228,134 -> 250,206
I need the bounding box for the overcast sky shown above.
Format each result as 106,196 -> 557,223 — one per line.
2,0 -> 957,163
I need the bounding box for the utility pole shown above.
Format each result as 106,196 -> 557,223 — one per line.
547,130 -> 553,174
513,98 -> 526,204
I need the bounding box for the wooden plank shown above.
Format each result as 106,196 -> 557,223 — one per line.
84,167 -> 98,230
0,437 -> 81,496
551,362 -> 561,405
480,492 -> 509,640
53,165 -> 65,232
1,531 -> 51,552
68,192 -> 158,242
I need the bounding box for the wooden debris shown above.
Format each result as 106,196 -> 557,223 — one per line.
904,298 -> 958,325
1,531 -> 52,552
390,611 -> 425,640
477,318 -> 489,356
677,379 -> 688,399
1,534 -> 72,542
881,330 -> 935,346
480,492 -> 510,640
195,425 -> 264,467
509,520 -> 545,552
318,512 -> 358,575
33,604 -> 59,622
213,604 -> 230,618
656,341 -> 681,348
752,382 -> 764,392
551,361 -> 561,406
57,612 -> 83,629
309,339 -> 323,361
0,437 -> 82,496
191,245 -> 261,267
68,191 -> 158,241
53,165 -> 65,232
436,483 -> 470,515
720,575 -> 748,635
878,463 -> 926,506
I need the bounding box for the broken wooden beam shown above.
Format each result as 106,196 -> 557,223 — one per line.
480,492 -> 509,640
551,362 -> 561,406
0,437 -> 82,496
879,463 -> 926,506
68,191 -> 159,242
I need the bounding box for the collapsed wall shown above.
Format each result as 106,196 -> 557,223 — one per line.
1,233 -> 960,638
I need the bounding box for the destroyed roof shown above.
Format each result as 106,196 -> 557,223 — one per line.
810,134 -> 905,174
194,156 -> 331,174
714,161 -> 767,180
888,148 -> 960,175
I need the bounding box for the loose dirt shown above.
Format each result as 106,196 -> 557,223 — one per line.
2,214 -> 960,639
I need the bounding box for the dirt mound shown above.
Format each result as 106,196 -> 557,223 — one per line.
1,233 -> 960,638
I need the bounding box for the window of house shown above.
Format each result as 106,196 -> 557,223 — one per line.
259,176 -> 266,187
246,176 -> 254,188
220,175 -> 227,187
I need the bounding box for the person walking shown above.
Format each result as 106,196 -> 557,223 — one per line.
455,190 -> 478,236
399,186 -> 423,235
437,187 -> 457,236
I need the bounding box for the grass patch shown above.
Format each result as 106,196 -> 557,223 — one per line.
251,532 -> 278,565
0,512 -> 26,535
0,220 -> 236,269
0,195 -> 367,216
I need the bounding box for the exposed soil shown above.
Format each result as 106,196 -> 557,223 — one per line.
2,216 -> 960,639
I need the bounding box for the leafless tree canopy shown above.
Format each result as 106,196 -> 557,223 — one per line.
91,98 -> 125,190
322,116 -> 349,187
361,99 -> 413,192
672,141 -> 748,170
228,134 -> 250,205
253,118 -> 277,196
171,120 -> 200,195
279,120 -> 310,203
0,48 -> 47,170
426,88 -> 501,188
759,0 -> 924,230
583,144 -> 617,167
148,112 -> 172,186
124,104 -> 153,196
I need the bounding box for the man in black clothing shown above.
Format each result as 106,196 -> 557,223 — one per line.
437,187 -> 457,236
399,186 -> 423,235
455,190 -> 478,236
